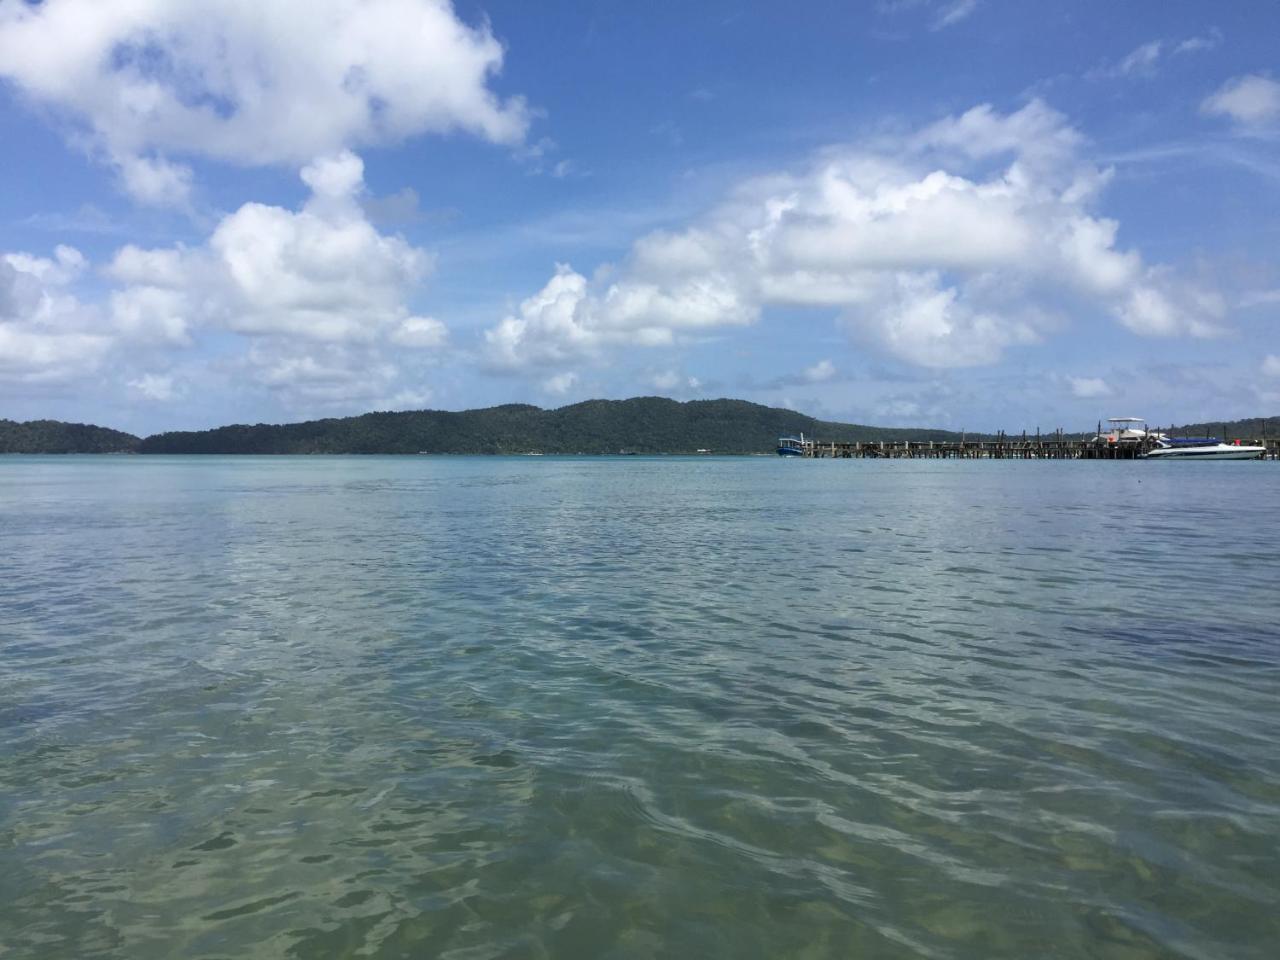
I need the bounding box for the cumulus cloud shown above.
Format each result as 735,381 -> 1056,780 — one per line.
108,285 -> 192,345
0,246 -> 110,383
109,152 -> 435,340
482,262 -> 744,369
486,100 -> 1220,371
0,0 -> 529,203
104,151 -> 445,404
1202,74 -> 1280,129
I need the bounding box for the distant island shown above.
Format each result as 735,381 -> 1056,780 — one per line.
2,399 -> 1277,455
0,419 -> 143,454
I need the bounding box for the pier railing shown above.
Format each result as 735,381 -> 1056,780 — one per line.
791,436 -> 1280,459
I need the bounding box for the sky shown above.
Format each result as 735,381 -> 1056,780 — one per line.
1,0 -> 1278,435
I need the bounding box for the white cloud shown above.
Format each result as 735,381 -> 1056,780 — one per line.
128,372 -> 180,401
391,316 -> 448,348
1173,28 -> 1222,55
109,286 -> 192,345
1087,31 -> 1221,82
0,246 -> 110,383
388,388 -> 433,410
9,163 -> 444,404
487,101 -> 1219,371
0,0 -> 529,203
103,151 -> 445,404
485,265 -> 596,368
482,262 -> 740,369
244,340 -> 400,408
115,155 -> 195,208
650,370 -> 702,393
932,0 -> 980,31
541,372 -> 578,395
1118,280 -> 1225,338
1240,289 -> 1280,308
804,359 -> 836,382
1068,376 -> 1111,398
877,0 -> 980,32
4,245 -> 86,286
1263,355 -> 1280,377
1115,41 -> 1164,78
111,151 -> 436,344
1202,74 -> 1280,128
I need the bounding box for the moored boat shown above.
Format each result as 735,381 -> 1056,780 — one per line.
1091,417 -> 1165,446
776,433 -> 811,457
1143,438 -> 1265,460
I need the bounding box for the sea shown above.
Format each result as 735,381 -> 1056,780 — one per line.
1,455 -> 1277,960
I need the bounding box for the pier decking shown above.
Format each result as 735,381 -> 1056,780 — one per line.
789,433 -> 1280,460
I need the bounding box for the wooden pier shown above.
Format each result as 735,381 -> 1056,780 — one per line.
792,432 -> 1280,460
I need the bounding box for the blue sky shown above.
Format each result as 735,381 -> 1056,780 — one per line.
1,0 -> 1278,435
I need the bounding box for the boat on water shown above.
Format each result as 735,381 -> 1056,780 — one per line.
1091,417 -> 1165,446
1143,438 -> 1265,460
776,433 -> 812,457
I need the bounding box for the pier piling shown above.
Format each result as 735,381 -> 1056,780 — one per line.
788,436 -> 1280,460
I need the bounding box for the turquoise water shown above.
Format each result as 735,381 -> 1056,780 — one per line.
1,455 -> 1278,959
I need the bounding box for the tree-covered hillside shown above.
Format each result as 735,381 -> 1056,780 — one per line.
0,419 -> 140,454
137,397 -> 968,454
9,402 -> 1276,455
1160,416 -> 1280,441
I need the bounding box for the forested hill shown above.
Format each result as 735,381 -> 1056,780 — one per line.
0,419 -> 140,454
12,401 -> 1277,455
136,398 -> 965,454
1162,416 -> 1280,440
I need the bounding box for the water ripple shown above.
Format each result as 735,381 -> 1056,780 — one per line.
1,456 -> 1278,959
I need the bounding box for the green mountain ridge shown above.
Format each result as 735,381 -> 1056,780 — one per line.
3,401 -> 1277,455
0,419 -> 142,454
136,398 -> 966,454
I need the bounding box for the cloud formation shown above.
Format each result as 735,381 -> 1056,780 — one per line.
1068,376 -> 1111,399
0,152 -> 444,408
0,246 -> 110,383
0,0 -> 529,203
931,0 -> 981,31
1202,74 -> 1280,129
1086,30 -> 1221,81
878,0 -> 981,32
486,101 -> 1222,375
113,154 -> 438,336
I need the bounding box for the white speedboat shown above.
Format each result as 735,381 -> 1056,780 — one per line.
1143,438 -> 1265,460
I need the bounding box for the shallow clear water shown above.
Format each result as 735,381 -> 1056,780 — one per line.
1,455 -> 1278,959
